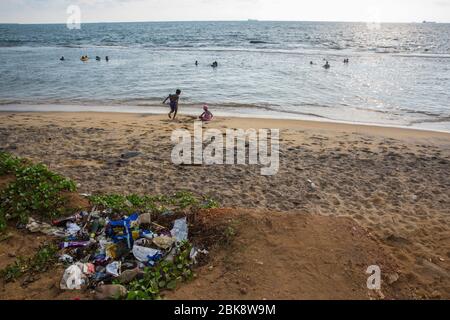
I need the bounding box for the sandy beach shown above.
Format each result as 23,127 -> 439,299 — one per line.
1,111 -> 449,299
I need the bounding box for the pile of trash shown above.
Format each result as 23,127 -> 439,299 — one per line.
25,208 -> 208,299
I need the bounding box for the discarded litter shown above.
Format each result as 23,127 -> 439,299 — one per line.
24,200 -> 201,299
26,217 -> 65,237
66,222 -> 81,236
106,261 -> 121,277
190,247 -> 209,264
106,213 -> 139,249
53,212 -> 87,227
78,262 -> 96,275
171,217 -> 188,242
60,264 -> 87,290
137,212 -> 151,226
60,241 -> 91,249
59,254 -> 74,264
152,235 -> 176,250
132,239 -> 162,265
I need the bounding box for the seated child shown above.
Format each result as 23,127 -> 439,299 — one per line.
199,105 -> 213,122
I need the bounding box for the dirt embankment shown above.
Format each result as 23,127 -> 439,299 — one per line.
1,177 -> 447,300
168,209 -> 406,300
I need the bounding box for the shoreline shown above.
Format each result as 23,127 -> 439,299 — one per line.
2,107 -> 450,136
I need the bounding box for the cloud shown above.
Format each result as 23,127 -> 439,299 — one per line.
434,0 -> 450,6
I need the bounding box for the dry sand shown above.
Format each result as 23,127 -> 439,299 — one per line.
0,112 -> 449,299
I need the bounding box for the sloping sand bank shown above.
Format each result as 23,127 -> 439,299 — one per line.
168,208 -> 404,300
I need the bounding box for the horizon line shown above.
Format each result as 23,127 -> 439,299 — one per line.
1,19 -> 449,25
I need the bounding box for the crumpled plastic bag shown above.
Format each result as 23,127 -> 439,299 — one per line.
65,222 -> 81,236
132,239 -> 161,264
60,264 -> 87,290
78,262 -> 96,275
58,254 -> 74,264
152,236 -> 175,250
106,261 -> 121,277
170,217 -> 188,242
26,217 -> 65,237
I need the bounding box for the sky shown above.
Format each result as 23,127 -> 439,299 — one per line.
1,0 -> 450,24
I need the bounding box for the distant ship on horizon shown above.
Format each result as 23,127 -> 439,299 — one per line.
248,19 -> 259,22
422,20 -> 437,24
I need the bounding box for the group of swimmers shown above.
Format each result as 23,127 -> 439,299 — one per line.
194,60 -> 219,68
309,58 -> 350,69
82,55 -> 109,62
163,89 -> 213,122
59,56 -> 110,62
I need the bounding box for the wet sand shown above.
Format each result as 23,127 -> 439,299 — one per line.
1,112 -> 449,298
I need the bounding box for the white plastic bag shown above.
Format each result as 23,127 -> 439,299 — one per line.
66,222 -> 81,236
60,264 -> 86,290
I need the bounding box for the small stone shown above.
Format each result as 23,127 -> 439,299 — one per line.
94,284 -> 127,300
376,290 -> 385,300
116,268 -> 143,285
240,287 -> 248,295
431,290 -> 441,299
386,272 -> 399,284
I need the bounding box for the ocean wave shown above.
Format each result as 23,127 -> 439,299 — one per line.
2,42 -> 449,58
409,115 -> 450,125
0,40 -> 24,47
392,53 -> 450,59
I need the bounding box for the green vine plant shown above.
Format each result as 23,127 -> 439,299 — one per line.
0,152 -> 77,232
125,241 -> 194,300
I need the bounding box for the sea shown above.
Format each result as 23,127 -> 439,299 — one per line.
0,21 -> 449,131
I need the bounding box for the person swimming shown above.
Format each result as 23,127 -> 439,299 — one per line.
81,55 -> 88,61
199,105 -> 213,122
323,61 -> 330,69
60,56 -> 65,61
211,61 -> 218,68
96,56 -> 101,61
105,56 -> 109,62
163,89 -> 182,120
344,58 -> 349,64
195,60 -> 198,66
310,61 -> 314,65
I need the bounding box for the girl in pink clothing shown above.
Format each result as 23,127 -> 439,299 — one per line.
199,105 -> 213,122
